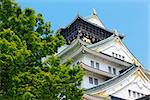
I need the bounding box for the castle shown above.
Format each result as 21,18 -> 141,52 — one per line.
57,9 -> 150,100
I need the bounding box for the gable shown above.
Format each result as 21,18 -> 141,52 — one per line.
100,39 -> 133,63
92,68 -> 150,100
85,15 -> 105,28
112,75 -> 150,100
89,37 -> 138,64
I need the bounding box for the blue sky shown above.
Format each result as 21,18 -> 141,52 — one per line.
16,0 -> 150,70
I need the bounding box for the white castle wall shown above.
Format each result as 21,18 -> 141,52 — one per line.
111,75 -> 150,100
81,72 -> 107,89
90,38 -> 134,64
101,45 -> 133,64
72,53 -> 127,89
81,54 -> 124,75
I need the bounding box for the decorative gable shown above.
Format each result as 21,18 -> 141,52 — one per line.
89,37 -> 138,64
111,70 -> 150,100
90,67 -> 150,100
85,8 -> 105,28
101,38 -> 133,63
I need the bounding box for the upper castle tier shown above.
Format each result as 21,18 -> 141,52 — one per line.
59,9 -> 123,45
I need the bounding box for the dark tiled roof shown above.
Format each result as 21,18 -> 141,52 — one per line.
60,16 -> 114,44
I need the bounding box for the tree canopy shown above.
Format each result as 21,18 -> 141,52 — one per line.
0,0 -> 84,99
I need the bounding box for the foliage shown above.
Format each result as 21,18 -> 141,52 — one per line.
0,0 -> 84,99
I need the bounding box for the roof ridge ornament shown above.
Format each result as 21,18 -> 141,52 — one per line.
93,8 -> 97,15
76,11 -> 80,17
113,29 -> 119,35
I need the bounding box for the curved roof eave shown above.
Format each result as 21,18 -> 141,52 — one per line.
87,34 -> 116,48
85,65 -> 150,95
59,42 -> 132,66
85,65 -> 136,94
83,46 -> 132,66
56,38 -> 80,57
56,37 -> 89,57
60,15 -> 82,30
117,37 -> 145,69
59,15 -> 114,35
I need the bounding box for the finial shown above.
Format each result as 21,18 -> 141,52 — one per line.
113,29 -> 119,35
93,8 -> 97,15
76,11 -> 80,17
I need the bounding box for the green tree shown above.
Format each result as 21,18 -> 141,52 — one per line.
0,0 -> 84,99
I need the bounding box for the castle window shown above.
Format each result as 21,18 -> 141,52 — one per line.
94,78 -> 98,85
133,91 -> 136,98
119,55 -> 121,59
128,90 -> 131,97
91,60 -> 94,68
89,77 -> 93,84
113,68 -> 116,75
112,52 -> 114,57
96,62 -> 99,69
137,93 -> 140,98
115,54 -> 118,58
141,94 -> 144,97
122,56 -> 125,60
108,66 -> 111,73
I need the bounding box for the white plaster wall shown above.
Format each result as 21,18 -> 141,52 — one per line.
112,82 -> 150,99
108,75 -> 150,100
81,72 -> 106,89
90,39 -> 134,64
69,53 -> 132,90
81,54 -> 125,75
71,54 -> 109,89
101,45 -> 133,63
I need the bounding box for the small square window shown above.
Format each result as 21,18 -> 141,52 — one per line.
115,54 -> 118,58
112,52 -> 114,57
141,94 -> 144,97
128,90 -> 131,97
122,56 -> 125,60
89,77 -> 93,84
137,93 -> 140,98
91,61 -> 94,68
133,91 -> 136,98
113,68 -> 116,75
94,78 -> 98,85
108,66 -> 111,73
96,62 -> 99,69
119,55 -> 121,59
